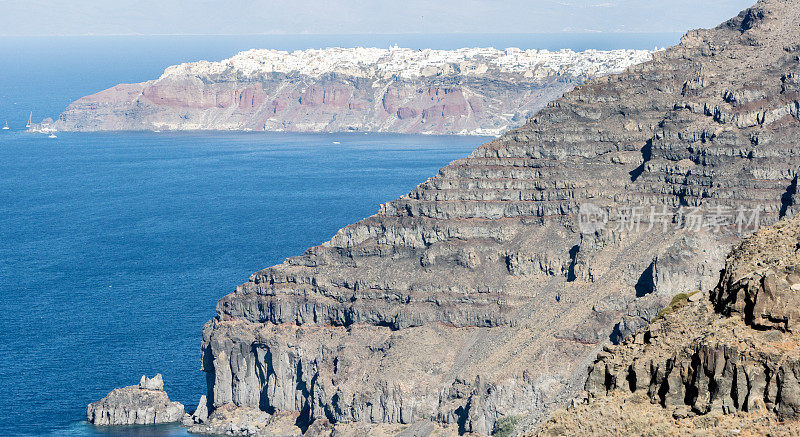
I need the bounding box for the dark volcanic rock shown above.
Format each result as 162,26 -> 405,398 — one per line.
197,0 -> 800,435
87,374 -> 184,426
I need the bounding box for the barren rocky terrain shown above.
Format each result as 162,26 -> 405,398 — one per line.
537,213 -> 800,436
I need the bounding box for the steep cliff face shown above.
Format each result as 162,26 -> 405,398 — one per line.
539,213 -> 800,436
199,1 -> 800,435
42,47 -> 652,135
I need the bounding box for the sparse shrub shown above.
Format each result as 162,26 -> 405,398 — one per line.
655,290 -> 700,320
492,415 -> 519,437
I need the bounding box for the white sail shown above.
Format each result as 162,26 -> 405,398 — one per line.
26,112 -> 32,128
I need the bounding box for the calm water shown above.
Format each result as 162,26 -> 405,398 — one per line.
0,33 -> 683,436
0,131 -> 485,436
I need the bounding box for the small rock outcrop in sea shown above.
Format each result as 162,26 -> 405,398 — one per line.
538,213 -> 800,435
87,374 -> 184,426
189,394 -> 209,424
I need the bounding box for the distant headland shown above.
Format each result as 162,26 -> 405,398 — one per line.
31,46 -> 654,136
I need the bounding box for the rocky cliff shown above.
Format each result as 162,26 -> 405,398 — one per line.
197,0 -> 800,435
40,47 -> 652,135
538,212 -> 800,436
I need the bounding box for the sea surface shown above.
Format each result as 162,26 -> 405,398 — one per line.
0,33 -> 681,436
0,130 -> 486,436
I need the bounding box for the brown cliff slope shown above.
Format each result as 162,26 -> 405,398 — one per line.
538,212 -> 800,436
198,1 -> 800,435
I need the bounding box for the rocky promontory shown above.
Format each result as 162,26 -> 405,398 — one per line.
87,374 -> 184,426
190,0 -> 800,435
39,47 -> 652,135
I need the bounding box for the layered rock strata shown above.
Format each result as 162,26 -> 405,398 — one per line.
199,1 -> 800,435
40,47 -> 652,135
87,374 -> 184,426
538,213 -> 800,436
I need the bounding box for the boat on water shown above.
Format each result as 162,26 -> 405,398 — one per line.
26,112 -> 32,128
2,121 -> 8,130
48,133 -> 57,139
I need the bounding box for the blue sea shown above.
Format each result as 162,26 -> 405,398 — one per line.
0,33 -> 680,436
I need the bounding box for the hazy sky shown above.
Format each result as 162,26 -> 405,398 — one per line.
1,0 -> 756,36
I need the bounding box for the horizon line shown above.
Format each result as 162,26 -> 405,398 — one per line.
0,31 -> 687,38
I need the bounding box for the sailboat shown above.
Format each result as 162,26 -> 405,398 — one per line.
2,121 -> 8,130
26,112 -> 32,128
